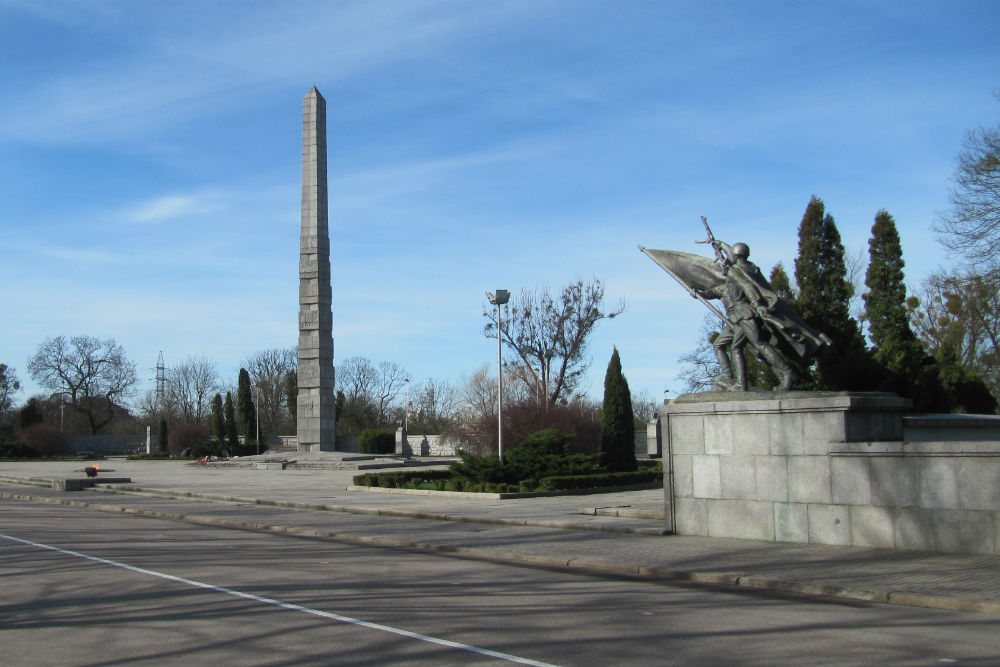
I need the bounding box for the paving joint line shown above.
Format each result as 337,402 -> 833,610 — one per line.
3,489 -> 998,616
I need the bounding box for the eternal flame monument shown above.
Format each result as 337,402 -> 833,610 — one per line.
297,87 -> 336,452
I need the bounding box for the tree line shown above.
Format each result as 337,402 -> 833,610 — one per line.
1,288 -> 647,457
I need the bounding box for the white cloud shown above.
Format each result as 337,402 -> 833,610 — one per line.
125,195 -> 206,223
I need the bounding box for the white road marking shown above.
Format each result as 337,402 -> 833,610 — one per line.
1,531 -> 559,667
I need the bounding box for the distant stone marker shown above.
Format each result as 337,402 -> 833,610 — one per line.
297,87 -> 336,452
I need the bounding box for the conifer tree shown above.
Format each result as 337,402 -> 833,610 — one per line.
157,417 -> 168,455
794,196 -> 878,389
210,393 -> 224,445
224,391 -> 239,450
600,347 -> 636,472
284,370 -> 297,430
769,263 -> 795,301
19,398 -> 43,430
864,210 -> 950,411
864,210 -> 912,352
237,368 -> 256,440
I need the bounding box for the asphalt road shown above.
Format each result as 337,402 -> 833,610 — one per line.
2,499 -> 999,667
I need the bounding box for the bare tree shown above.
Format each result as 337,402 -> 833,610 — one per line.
408,378 -> 460,433
135,384 -> 182,424
459,364 -> 497,426
338,356 -> 379,403
676,316 -> 723,394
631,388 -> 660,424
372,361 -> 409,425
337,356 -> 410,430
908,269 -> 1000,398
134,389 -> 160,422
935,102 -> 1000,276
844,246 -> 868,326
167,356 -> 219,424
27,335 -> 138,434
0,363 -> 20,418
457,363 -> 538,431
243,347 -> 297,436
483,278 -> 625,407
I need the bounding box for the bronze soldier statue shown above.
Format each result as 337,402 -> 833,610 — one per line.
696,240 -> 796,391
640,218 -> 832,393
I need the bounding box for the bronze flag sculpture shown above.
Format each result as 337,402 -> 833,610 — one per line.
641,218 -> 832,392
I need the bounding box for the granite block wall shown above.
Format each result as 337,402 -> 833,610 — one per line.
662,392 -> 1000,555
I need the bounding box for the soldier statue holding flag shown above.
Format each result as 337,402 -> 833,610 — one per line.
640,218 -> 831,393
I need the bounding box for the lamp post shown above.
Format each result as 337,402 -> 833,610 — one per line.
486,289 -> 511,463
49,392 -> 70,433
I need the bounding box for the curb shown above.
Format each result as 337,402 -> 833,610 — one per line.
345,482 -> 663,500
3,489 -> 999,616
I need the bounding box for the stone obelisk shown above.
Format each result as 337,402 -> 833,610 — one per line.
297,87 -> 336,452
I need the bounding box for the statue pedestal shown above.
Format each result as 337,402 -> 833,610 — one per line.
662,392 -> 913,544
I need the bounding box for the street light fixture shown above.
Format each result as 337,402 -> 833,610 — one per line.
486,289 -> 511,463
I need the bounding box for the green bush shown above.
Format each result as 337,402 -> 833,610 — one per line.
450,429 -> 602,486
636,459 -> 663,472
351,439 -> 660,494
20,424 -> 67,457
352,469 -> 452,487
359,428 -> 396,454
538,470 -> 661,492
0,441 -> 40,459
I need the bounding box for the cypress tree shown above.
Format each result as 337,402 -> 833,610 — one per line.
210,393 -> 224,446
284,370 -> 297,430
157,417 -> 168,455
19,398 -> 44,430
795,197 -> 856,346
864,210 -> 912,352
769,262 -> 795,301
224,391 -> 239,450
864,210 -> 950,411
794,196 -> 877,390
600,347 -> 636,472
237,368 -> 256,440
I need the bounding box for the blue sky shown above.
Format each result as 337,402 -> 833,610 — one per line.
2,0 -> 998,407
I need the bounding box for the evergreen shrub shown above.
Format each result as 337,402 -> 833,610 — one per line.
0,441 -> 40,459
359,428 -> 395,454
538,470 -> 660,491
21,424 -> 67,457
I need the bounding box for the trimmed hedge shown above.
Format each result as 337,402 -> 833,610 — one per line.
0,442 -> 41,459
537,470 -> 660,491
351,468 -> 661,494
353,469 -> 452,488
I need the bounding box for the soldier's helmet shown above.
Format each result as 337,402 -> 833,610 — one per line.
731,242 -> 750,259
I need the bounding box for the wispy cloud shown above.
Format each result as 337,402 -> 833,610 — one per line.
124,193 -> 218,224
0,1 -> 558,146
